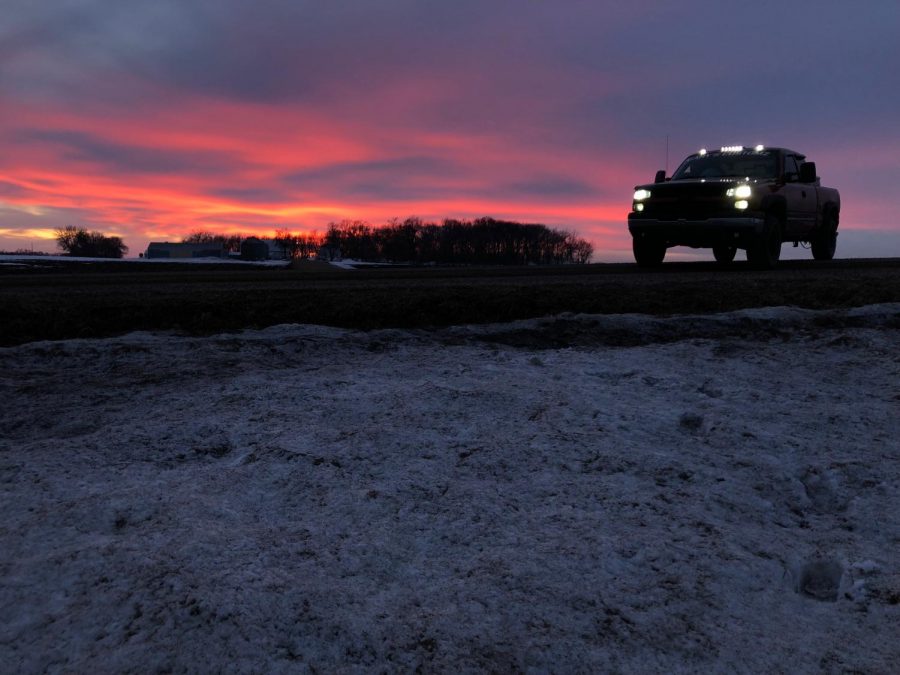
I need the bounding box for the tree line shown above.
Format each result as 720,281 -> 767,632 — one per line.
186,217 -> 593,265
325,217 -> 593,265
52,216 -> 594,264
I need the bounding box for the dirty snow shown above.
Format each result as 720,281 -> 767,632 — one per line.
0,254 -> 290,267
1,305 -> 899,672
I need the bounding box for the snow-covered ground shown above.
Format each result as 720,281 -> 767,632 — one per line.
0,254 -> 290,267
1,305 -> 898,672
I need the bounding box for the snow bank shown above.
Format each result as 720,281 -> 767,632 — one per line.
1,306 -> 898,671
0,254 -> 290,266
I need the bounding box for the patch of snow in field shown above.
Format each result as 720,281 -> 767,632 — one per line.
326,258 -> 407,269
134,258 -> 290,267
326,258 -> 362,269
0,254 -> 290,266
1,306 -> 898,672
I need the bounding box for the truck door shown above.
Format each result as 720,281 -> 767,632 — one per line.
782,154 -> 816,238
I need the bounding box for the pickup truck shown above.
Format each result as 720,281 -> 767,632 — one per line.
627,145 -> 841,268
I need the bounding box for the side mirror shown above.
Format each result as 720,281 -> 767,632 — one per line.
654,170 -> 666,183
799,161 -> 817,183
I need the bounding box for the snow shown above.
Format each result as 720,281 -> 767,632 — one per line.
326,258 -> 366,269
326,258 -> 405,269
1,305 -> 898,672
0,254 -> 290,266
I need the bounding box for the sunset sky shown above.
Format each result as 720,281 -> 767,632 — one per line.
1,1 -> 898,260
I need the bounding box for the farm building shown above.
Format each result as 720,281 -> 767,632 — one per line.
146,242 -> 225,259
240,237 -> 269,261
239,237 -> 287,261
266,239 -> 288,260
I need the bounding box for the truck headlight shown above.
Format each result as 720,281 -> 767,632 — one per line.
633,189 -> 651,201
726,185 -> 752,199
734,200 -> 749,210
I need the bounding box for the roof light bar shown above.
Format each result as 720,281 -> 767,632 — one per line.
720,145 -> 744,153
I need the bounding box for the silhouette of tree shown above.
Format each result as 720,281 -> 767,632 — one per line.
175,218 -> 593,265
272,229 -> 324,260
296,233 -> 320,259
55,226 -> 128,258
182,231 -> 243,253
274,229 -> 300,259
341,217 -> 593,265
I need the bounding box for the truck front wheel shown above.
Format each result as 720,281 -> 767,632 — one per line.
713,245 -> 736,264
746,213 -> 782,269
632,237 -> 666,267
811,211 -> 838,261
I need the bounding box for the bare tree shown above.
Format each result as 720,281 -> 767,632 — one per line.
55,226 -> 128,258
274,229 -> 299,259
183,231 -> 243,253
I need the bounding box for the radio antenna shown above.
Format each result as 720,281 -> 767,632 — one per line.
665,135 -> 669,173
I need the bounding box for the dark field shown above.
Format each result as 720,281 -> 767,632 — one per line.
2,258 -> 899,346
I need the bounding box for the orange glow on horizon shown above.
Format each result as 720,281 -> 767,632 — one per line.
0,227 -> 58,241
3,93 -> 896,259
0,93 -> 637,256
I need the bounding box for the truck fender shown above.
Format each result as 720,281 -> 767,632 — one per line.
759,194 -> 786,222
821,203 -> 840,232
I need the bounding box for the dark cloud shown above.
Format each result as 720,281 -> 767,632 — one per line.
0,0 -> 107,61
284,156 -> 462,200
0,1 -> 497,104
286,156 -> 456,181
210,186 -> 294,204
19,129 -> 242,176
502,177 -> 598,199
0,181 -> 27,199
7,2 -> 898,141
140,1 -> 502,103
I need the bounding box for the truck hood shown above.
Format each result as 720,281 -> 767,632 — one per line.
634,178 -> 763,197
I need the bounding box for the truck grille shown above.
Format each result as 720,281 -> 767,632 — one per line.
640,182 -> 733,221
645,198 -> 725,220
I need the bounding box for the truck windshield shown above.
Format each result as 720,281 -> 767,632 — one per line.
671,152 -> 777,180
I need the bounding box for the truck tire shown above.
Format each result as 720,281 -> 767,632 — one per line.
811,210 -> 838,261
713,245 -> 736,264
632,237 -> 666,267
746,213 -> 782,269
